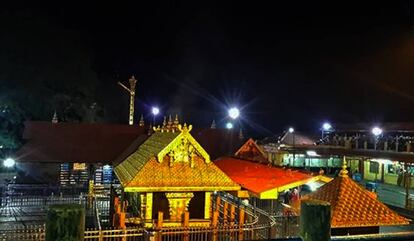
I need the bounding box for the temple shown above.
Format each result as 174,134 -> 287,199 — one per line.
302,159 -> 410,235
114,123 -> 240,227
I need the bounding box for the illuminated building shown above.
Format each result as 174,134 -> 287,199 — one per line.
114,123 -> 240,227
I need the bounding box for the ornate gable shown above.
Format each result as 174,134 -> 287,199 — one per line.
235,138 -> 267,162
157,124 -> 210,167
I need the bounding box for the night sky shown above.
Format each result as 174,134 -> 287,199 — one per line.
4,2 -> 414,137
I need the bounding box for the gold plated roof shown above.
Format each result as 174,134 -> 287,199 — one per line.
302,172 -> 410,228
114,124 -> 239,192
124,156 -> 240,192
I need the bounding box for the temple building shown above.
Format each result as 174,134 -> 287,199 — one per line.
15,117 -> 243,186
302,160 -> 410,235
114,123 -> 240,227
214,138 -> 331,214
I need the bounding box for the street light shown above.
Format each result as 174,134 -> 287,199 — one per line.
288,127 -> 295,166
226,122 -> 233,129
151,107 -> 160,125
372,126 -> 383,136
228,107 -> 240,120
372,126 -> 383,150
3,158 -> 15,168
321,122 -> 332,140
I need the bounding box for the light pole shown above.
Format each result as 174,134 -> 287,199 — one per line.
372,126 -> 383,150
321,122 -> 332,140
288,127 -> 295,166
151,107 -> 159,125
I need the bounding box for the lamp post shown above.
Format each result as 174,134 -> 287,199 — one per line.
289,127 -> 295,166
151,107 -> 160,125
321,122 -> 332,140
372,126 -> 383,150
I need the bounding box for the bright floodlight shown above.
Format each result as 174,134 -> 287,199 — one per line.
322,122 -> 332,131
288,127 -> 294,133
228,107 -> 240,119
306,150 -> 318,157
372,126 -> 383,136
3,158 -> 15,168
151,107 -> 160,116
226,122 -> 233,129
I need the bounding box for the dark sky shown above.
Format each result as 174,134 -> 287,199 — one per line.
5,2 -> 414,137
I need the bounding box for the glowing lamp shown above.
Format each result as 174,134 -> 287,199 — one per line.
372,126 -> 383,136
152,107 -> 160,116
226,122 -> 233,129
228,107 -> 240,119
288,127 -> 294,133
3,158 -> 15,168
322,122 -> 332,131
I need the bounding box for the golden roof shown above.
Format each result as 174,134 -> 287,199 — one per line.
114,124 -> 240,192
302,165 -> 410,228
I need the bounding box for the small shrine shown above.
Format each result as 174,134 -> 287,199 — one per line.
234,138 -> 268,163
302,159 -> 410,235
114,123 -> 240,227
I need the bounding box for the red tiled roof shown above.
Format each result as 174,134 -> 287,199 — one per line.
302,171 -> 410,227
16,121 -> 147,163
214,157 -> 315,194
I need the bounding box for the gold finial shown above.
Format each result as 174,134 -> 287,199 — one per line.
162,116 -> 167,127
139,114 -> 145,127
339,156 -> 349,177
174,114 -> 179,125
168,114 -> 173,126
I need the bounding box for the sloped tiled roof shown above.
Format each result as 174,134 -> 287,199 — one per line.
235,138 -> 268,163
302,171 -> 410,228
114,131 -> 178,186
16,121 -> 147,163
215,157 -> 316,194
114,129 -> 240,192
125,156 -> 240,192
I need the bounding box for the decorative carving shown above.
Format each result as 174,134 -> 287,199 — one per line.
157,123 -> 210,164
165,192 -> 194,221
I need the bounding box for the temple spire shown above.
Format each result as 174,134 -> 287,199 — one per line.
52,111 -> 58,123
139,115 -> 145,127
168,114 -> 173,127
339,156 -> 349,177
174,114 -> 179,126
211,120 -> 216,129
239,128 -> 244,140
162,116 -> 167,128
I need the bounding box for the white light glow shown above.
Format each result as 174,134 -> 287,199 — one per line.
372,126 -> 383,136
306,150 -> 319,157
226,122 -> 233,129
228,107 -> 240,119
306,182 -> 319,192
3,158 -> 15,168
103,164 -> 111,170
322,122 -> 332,131
288,127 -> 294,133
152,107 -> 160,116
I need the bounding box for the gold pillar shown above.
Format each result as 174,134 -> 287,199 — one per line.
166,192 -> 194,221
145,193 -> 153,220
204,192 -> 211,219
